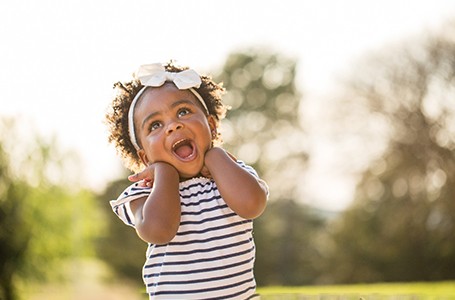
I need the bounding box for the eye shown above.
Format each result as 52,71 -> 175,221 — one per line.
178,107 -> 191,117
149,121 -> 162,131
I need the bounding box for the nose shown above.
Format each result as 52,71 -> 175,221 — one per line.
166,121 -> 183,135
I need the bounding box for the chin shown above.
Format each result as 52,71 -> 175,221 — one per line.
173,159 -> 205,181
178,169 -> 202,181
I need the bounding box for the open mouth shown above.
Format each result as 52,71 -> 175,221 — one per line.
172,139 -> 196,160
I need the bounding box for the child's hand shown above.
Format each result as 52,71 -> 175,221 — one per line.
128,164 -> 157,188
226,150 -> 237,162
200,165 -> 212,178
205,147 -> 237,161
204,147 -> 267,220
129,162 -> 179,187
201,147 -> 237,178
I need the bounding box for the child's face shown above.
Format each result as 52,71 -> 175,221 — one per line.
134,83 -> 216,179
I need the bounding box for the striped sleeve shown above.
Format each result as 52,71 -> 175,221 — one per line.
237,160 -> 270,197
109,182 -> 151,227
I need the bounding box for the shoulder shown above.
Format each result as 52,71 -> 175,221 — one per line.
236,160 -> 270,197
109,183 -> 151,227
236,160 -> 259,176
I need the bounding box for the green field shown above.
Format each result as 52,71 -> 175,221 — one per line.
22,260 -> 455,300
258,281 -> 455,299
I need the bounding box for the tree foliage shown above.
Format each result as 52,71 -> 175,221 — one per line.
0,140 -> 29,300
215,49 -> 308,200
95,177 -> 147,285
254,199 -> 325,285
0,118 -> 101,300
325,22 -> 455,283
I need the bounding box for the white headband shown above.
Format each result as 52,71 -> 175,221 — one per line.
128,63 -> 209,151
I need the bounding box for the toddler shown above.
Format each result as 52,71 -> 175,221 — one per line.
106,62 -> 268,299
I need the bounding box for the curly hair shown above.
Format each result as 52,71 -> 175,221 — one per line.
105,61 -> 228,172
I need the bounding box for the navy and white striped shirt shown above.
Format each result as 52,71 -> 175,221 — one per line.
110,161 -> 268,299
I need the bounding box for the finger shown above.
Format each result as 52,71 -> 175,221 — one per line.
137,180 -> 148,187
226,151 -> 237,162
200,166 -> 212,178
128,173 -> 141,182
128,173 -> 142,182
128,170 -> 152,182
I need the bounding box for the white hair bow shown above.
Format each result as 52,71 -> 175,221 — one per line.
136,63 -> 202,89
128,63 -> 209,151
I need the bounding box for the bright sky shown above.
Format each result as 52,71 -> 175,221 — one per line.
1,0 -> 454,210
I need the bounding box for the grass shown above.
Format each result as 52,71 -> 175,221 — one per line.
21,259 -> 146,300
258,281 -> 455,299
21,259 -> 454,300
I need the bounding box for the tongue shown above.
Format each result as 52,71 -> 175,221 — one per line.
175,144 -> 193,158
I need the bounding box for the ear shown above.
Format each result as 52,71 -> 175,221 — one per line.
207,115 -> 218,136
137,149 -> 150,166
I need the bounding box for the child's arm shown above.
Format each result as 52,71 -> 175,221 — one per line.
204,147 -> 267,219
128,162 -> 181,244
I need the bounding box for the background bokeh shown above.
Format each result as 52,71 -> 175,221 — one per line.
1,1 -> 455,299
2,0 -> 453,211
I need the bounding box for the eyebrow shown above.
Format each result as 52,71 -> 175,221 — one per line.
140,99 -> 197,130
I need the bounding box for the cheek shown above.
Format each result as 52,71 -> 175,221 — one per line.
142,136 -> 164,160
199,121 -> 213,141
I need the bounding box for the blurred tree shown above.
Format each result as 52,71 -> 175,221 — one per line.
0,137 -> 30,300
254,199 -> 326,285
0,118 -> 101,300
325,22 -> 455,283
215,49 -> 308,201
95,177 -> 147,285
